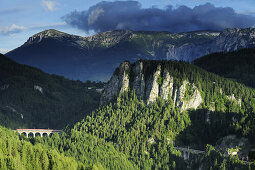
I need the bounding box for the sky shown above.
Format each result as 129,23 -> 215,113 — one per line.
1,0 -> 255,54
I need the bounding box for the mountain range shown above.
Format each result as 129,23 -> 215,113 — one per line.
6,28 -> 255,81
2,26 -> 255,169
1,44 -> 255,169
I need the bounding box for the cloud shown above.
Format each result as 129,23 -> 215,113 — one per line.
0,22 -> 66,35
30,22 -> 66,29
41,1 -> 59,11
236,9 -> 255,17
63,1 -> 255,33
0,24 -> 27,35
0,49 -> 10,54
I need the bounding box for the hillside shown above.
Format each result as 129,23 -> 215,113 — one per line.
99,60 -> 255,167
33,60 -> 255,169
0,125 -> 136,169
6,28 -> 255,81
0,53 -> 102,129
194,48 -> 255,88
0,126 -> 83,169
2,59 -> 255,169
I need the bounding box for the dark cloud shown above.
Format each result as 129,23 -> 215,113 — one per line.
63,1 -> 255,33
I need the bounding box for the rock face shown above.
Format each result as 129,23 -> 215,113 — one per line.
160,70 -> 173,101
34,85 -> 43,94
102,61 -> 130,102
132,61 -> 145,100
102,61 -> 203,111
213,28 -> 255,52
6,28 -> 255,81
226,94 -> 242,107
146,65 -> 161,105
175,81 -> 203,111
166,43 -> 211,62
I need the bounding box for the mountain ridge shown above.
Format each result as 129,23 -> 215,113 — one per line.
194,48 -> 255,88
6,27 -> 255,81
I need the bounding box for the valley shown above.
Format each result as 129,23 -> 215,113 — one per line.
1,1 -> 255,169
1,52 -> 255,169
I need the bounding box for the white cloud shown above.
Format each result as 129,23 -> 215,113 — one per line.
0,49 -> 10,54
0,22 -> 66,35
41,1 -> 59,11
0,24 -> 27,35
30,22 -> 66,29
236,9 -> 255,16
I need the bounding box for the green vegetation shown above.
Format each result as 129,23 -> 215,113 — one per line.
201,145 -> 254,170
0,54 -> 103,129
0,126 -> 83,170
0,125 -> 135,170
157,76 -> 162,85
33,128 -> 137,169
1,58 -> 255,169
32,88 -> 255,169
194,48 -> 255,88
184,83 -> 194,101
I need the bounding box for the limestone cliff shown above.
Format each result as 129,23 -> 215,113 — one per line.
102,61 -> 130,102
101,61 -> 203,111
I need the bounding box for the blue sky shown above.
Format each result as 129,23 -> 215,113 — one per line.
1,0 -> 255,54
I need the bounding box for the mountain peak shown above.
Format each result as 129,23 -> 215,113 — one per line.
24,29 -> 73,45
35,29 -> 67,36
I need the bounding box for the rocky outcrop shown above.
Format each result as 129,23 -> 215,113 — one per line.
146,65 -> 161,104
172,80 -> 203,111
101,61 -> 203,111
182,83 -> 203,111
34,85 -> 43,94
160,70 -> 173,101
226,94 -> 242,107
102,61 -> 130,102
132,61 -> 145,100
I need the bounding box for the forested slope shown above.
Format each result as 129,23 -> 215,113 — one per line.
0,125 -> 135,170
1,58 -> 255,169
0,53 -> 102,129
0,126 -> 83,169
33,60 -> 255,169
194,48 -> 255,88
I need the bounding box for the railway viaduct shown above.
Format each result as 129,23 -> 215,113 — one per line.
175,147 -> 204,160
16,129 -> 62,137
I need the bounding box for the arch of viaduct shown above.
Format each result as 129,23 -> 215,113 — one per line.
16,129 -> 62,137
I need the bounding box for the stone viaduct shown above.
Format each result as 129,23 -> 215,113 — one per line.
175,147 -> 204,160
16,129 -> 62,137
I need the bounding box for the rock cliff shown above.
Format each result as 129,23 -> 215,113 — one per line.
101,61 -> 203,111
